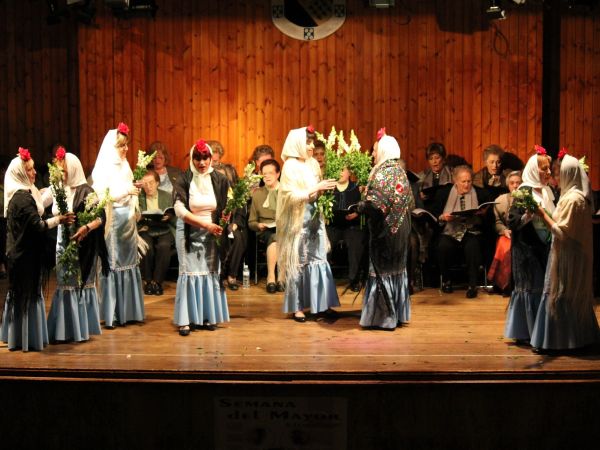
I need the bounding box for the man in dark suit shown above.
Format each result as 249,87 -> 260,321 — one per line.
428,165 -> 493,298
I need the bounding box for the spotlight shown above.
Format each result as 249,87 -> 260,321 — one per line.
106,0 -> 157,18
486,0 -> 506,20
368,0 -> 395,7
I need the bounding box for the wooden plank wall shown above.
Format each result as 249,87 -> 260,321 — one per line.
0,0 -> 79,169
559,11 -> 600,190
74,0 -> 545,176
1,1 -> 598,189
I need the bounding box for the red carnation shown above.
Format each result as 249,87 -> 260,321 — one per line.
558,147 -> 568,160
117,122 -> 129,135
55,146 -> 66,160
195,139 -> 207,152
306,124 -> 315,134
376,127 -> 386,141
18,147 -> 31,161
534,144 -> 546,155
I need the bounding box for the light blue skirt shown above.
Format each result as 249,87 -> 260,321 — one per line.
173,219 -> 229,326
504,290 -> 542,341
99,205 -> 145,326
47,225 -> 102,342
530,294 -> 599,350
283,203 -> 340,314
360,272 -> 411,329
1,295 -> 49,352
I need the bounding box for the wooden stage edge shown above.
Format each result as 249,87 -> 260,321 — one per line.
1,281 -> 600,385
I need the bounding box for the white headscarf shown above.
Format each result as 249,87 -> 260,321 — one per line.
559,154 -> 592,203
4,155 -> 44,216
519,153 -> 555,212
281,127 -> 310,161
64,152 -> 87,188
369,134 -> 401,179
91,128 -> 134,205
189,142 -> 214,194
52,153 -> 88,215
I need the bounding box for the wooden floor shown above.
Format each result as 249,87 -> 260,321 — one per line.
1,280 -> 600,383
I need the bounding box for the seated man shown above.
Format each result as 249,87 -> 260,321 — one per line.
138,170 -> 176,295
326,166 -> 366,291
248,159 -> 282,293
429,165 -> 493,298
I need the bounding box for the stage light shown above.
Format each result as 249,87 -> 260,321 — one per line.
368,0 -> 395,8
106,0 -> 157,18
486,0 -> 506,20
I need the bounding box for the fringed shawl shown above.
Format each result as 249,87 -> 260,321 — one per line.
546,155 -> 595,319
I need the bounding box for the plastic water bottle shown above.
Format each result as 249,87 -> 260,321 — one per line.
242,264 -> 250,289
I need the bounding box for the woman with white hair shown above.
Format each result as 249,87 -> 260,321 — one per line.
1,148 -> 73,351
530,154 -> 599,352
92,123 -> 145,329
47,148 -> 108,343
277,126 -> 339,322
356,130 -> 414,329
172,139 -> 230,336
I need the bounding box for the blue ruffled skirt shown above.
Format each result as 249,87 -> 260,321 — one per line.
47,225 -> 101,342
99,205 -> 145,326
530,293 -> 599,350
360,272 -> 411,329
283,204 -> 340,314
1,295 -> 49,352
504,290 -> 542,341
173,219 -> 229,326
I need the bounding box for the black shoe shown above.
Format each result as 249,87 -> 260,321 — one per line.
276,281 -> 285,292
466,286 -> 478,298
441,281 -> 453,294
350,282 -> 361,292
293,313 -> 306,323
144,282 -> 155,295
154,282 -> 163,295
266,282 -> 277,294
227,279 -> 239,291
179,326 -> 190,336
201,321 -> 216,331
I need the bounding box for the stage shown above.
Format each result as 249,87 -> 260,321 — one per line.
1,282 -> 599,449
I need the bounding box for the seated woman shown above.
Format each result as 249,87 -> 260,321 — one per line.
326,166 -> 366,292
209,140 -> 238,186
429,165 -> 493,298
248,159 -> 283,293
531,154 -> 599,352
487,171 -> 522,295
418,142 -> 453,209
138,169 -> 176,296
147,141 -> 182,195
473,144 -> 510,198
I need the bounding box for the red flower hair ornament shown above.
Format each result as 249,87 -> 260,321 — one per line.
306,124 -> 315,134
195,139 -> 208,153
55,146 -> 66,160
18,147 -> 31,161
534,144 -> 546,155
376,127 -> 386,141
117,122 -> 129,135
558,147 -> 568,160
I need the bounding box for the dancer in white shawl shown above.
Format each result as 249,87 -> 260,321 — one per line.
504,150 -> 554,344
1,148 -> 73,351
530,154 -> 599,352
47,149 -> 108,342
277,126 -> 340,322
92,123 -> 145,329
